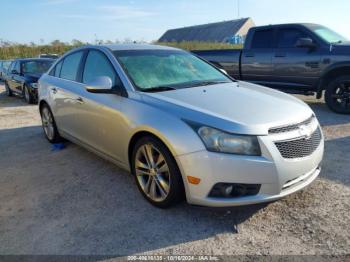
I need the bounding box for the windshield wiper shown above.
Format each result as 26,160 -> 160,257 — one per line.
185,80 -> 231,88
141,86 -> 177,93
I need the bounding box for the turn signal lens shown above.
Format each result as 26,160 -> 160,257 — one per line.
187,176 -> 201,185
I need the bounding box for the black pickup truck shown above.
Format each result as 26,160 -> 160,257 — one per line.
193,23 -> 350,114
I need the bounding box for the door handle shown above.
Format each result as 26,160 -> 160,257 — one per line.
76,97 -> 84,104
51,87 -> 57,94
245,53 -> 255,58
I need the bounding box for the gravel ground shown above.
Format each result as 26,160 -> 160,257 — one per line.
0,83 -> 349,256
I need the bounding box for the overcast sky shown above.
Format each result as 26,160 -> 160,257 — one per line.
1,0 -> 349,44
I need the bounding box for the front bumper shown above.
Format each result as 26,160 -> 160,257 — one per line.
176,126 -> 324,207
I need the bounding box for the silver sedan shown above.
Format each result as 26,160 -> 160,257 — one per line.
38,44 -> 324,208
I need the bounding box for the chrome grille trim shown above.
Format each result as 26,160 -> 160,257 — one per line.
282,167 -> 319,190
269,115 -> 314,134
275,127 -> 322,159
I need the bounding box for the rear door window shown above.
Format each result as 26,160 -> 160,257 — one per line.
251,30 -> 274,48
54,61 -> 63,77
60,51 -> 84,81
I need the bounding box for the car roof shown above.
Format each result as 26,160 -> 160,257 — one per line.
14,58 -> 54,62
100,44 -> 181,51
251,23 -> 321,30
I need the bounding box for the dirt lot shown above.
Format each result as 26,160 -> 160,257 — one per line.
0,82 -> 349,256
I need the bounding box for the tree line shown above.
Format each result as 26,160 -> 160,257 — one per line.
0,39 -> 242,60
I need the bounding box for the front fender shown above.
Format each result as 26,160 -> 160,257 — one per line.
122,98 -> 206,164
317,62 -> 350,98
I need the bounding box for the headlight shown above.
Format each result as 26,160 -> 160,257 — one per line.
197,126 -> 261,156
30,83 -> 38,88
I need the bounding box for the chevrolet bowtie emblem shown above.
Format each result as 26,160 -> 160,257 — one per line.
299,125 -> 312,139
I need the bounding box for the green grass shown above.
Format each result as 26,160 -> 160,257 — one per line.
0,44 -> 83,60
0,41 -> 242,60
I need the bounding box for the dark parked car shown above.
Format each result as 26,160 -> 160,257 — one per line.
0,60 -> 12,81
38,54 -> 59,59
193,23 -> 350,114
4,58 -> 54,103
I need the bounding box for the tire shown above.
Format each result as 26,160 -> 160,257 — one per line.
23,85 -> 34,104
40,104 -> 63,143
4,82 -> 13,96
325,76 -> 350,114
131,136 -> 185,208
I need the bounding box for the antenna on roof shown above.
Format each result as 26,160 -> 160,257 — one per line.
237,0 -> 240,18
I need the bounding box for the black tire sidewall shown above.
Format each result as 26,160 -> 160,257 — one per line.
23,85 -> 34,104
325,76 -> 350,114
5,82 -> 12,96
131,136 -> 185,208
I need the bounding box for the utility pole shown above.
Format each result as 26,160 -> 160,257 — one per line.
237,0 -> 240,18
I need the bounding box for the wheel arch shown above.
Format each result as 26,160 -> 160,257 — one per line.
127,129 -> 178,170
127,129 -> 189,201
317,63 -> 350,98
39,99 -> 50,112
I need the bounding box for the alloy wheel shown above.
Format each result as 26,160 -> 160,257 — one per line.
134,144 -> 171,202
331,81 -> 350,109
41,107 -> 55,140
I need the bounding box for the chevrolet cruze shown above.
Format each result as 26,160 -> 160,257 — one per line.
38,44 -> 324,208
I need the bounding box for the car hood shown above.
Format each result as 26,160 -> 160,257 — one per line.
331,43 -> 350,54
141,82 -> 314,135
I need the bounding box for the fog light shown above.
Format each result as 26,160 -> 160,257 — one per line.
209,183 -> 261,198
223,185 -> 233,196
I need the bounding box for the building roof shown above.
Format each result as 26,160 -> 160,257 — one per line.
159,18 -> 251,42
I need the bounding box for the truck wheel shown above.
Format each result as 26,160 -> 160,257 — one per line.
5,82 -> 13,96
325,76 -> 350,114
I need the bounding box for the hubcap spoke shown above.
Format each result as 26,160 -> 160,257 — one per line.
155,154 -> 165,168
144,177 -> 152,194
149,178 -> 157,199
136,168 -> 151,176
157,162 -> 169,173
135,159 -> 149,170
155,179 -> 167,198
156,174 -> 170,193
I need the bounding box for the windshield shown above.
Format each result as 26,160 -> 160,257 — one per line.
113,49 -> 232,91
22,60 -> 53,74
307,25 -> 348,44
3,61 -> 12,69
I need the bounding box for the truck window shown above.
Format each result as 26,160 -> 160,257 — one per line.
251,30 -> 273,48
277,29 -> 308,48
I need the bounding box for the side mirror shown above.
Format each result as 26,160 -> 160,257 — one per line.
11,69 -> 19,74
295,38 -> 316,49
85,76 -> 113,93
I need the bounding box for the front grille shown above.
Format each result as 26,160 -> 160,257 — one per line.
269,116 -> 314,134
275,127 -> 322,159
